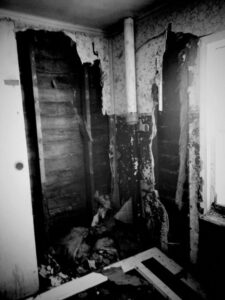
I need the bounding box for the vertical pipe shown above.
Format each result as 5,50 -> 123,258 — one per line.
124,17 -> 138,125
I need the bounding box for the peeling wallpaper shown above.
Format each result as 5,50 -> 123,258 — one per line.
65,32 -> 111,115
136,0 -> 225,48
112,0 -> 225,115
136,35 -> 165,114
1,17 -> 112,116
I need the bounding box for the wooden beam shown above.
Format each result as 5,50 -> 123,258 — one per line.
83,63 -> 95,218
27,247 -> 206,300
136,262 -> 182,300
28,273 -> 107,300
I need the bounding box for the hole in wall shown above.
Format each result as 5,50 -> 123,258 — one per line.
16,30 -> 112,285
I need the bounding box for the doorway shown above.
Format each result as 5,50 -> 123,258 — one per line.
16,30 -> 111,255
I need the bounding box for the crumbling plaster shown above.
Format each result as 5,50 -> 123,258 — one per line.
112,0 -> 225,196
1,16 -> 112,116
111,0 -> 225,258
112,0 -> 225,116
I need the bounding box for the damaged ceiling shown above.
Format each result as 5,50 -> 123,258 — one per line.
0,0 -> 172,29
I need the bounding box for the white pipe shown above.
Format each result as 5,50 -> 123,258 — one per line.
124,17 -> 138,124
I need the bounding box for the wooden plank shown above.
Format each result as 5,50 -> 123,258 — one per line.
135,248 -> 206,299
40,102 -> 75,117
42,129 -> 79,142
27,247 -> 206,300
35,49 -> 66,60
46,181 -> 85,198
29,273 -> 108,300
38,88 -> 75,104
48,205 -> 86,217
35,56 -> 79,74
45,182 -> 80,198
48,194 -> 85,211
43,140 -> 84,159
105,248 -> 182,276
29,44 -> 50,230
136,262 -> 182,300
180,273 -> 207,299
137,247 -> 183,275
36,73 -> 77,89
45,155 -> 81,173
83,64 -> 95,217
41,116 -> 80,130
45,169 -> 85,186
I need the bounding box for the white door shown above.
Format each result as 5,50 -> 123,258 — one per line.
0,21 -> 39,299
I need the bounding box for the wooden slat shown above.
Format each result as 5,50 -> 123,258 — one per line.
43,141 -> 84,159
48,195 -> 85,211
136,247 -> 183,275
45,169 -> 85,187
44,155 -> 81,173
27,247 -> 206,300
38,89 -> 75,103
35,56 -> 79,74
40,102 -> 75,117
36,73 -> 76,89
42,129 -> 79,142
83,64 -> 95,217
180,274 -> 207,299
45,182 -> 79,198
41,116 -> 80,130
30,273 -> 108,300
136,262 -> 182,300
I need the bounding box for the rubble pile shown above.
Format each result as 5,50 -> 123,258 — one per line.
38,194 -> 151,292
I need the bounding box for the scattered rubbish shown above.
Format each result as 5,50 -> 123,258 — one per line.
38,193 -> 149,290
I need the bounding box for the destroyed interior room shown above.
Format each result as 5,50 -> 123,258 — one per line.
0,0 -> 225,299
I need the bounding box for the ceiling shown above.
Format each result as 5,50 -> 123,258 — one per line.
0,0 -> 167,29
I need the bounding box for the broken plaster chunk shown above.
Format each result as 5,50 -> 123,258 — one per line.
49,275 -> 62,287
87,259 -> 96,270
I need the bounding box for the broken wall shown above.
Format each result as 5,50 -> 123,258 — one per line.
0,16 -> 112,298
111,0 -> 225,258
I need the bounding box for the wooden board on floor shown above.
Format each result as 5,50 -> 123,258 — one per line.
27,247 -> 206,300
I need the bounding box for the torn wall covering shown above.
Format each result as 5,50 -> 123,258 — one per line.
65,32 -> 111,115
111,0 -> 225,255
6,17 -> 112,115
112,0 -> 225,115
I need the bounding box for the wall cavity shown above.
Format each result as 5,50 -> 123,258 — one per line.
1,15 -> 112,116
65,32 -> 111,115
111,0 -> 225,261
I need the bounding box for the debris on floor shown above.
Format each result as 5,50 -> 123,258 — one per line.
38,195 -> 151,291
34,247 -> 206,300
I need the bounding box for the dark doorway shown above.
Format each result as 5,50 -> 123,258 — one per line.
17,31 -> 111,257
156,31 -> 198,264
